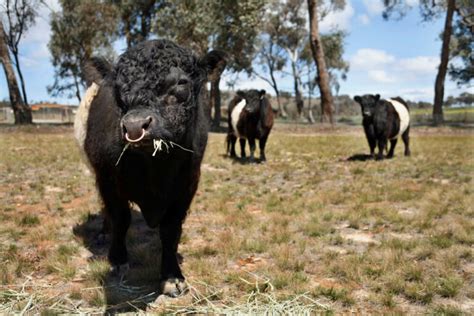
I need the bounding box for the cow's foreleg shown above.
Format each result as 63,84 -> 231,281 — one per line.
239,138 -> 247,159
159,217 -> 186,297
248,138 -> 256,162
376,138 -> 386,160
402,127 -> 411,156
387,138 -> 397,158
98,176 -> 131,276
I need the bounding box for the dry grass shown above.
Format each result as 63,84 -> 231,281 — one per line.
0,124 -> 472,314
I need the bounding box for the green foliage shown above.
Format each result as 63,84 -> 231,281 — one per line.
449,14 -> 473,86
48,0 -> 118,101
109,0 -> 167,47
154,0 -> 265,73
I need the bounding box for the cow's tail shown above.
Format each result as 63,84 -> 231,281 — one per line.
225,134 -> 230,155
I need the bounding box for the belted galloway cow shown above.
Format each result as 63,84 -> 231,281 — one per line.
74,39 -> 223,297
353,94 -> 411,160
226,89 -> 274,162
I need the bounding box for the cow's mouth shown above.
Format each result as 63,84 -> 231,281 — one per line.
125,129 -> 146,143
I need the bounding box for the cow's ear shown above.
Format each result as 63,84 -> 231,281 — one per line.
259,89 -> 266,98
374,94 -> 381,102
354,96 -> 362,103
82,57 -> 113,86
200,50 -> 227,74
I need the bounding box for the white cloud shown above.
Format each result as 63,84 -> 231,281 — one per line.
358,14 -> 370,25
368,70 -> 396,83
400,88 -> 433,101
350,48 -> 396,70
406,0 -> 419,7
320,1 -> 355,32
362,0 -> 384,16
398,56 -> 439,75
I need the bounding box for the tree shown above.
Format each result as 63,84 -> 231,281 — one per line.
109,0 -> 166,48
382,0 -> 473,125
301,31 -> 349,122
0,19 -> 32,123
48,0 -> 118,102
253,1 -> 288,118
307,0 -> 337,124
278,0 -> 307,119
1,0 -> 38,106
449,7 -> 473,86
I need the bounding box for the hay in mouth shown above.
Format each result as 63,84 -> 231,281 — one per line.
115,138 -> 194,166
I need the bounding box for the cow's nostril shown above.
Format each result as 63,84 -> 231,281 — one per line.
142,116 -> 152,130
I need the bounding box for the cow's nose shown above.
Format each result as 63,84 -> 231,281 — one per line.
123,116 -> 153,142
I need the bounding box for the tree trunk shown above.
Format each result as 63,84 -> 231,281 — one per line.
433,0 -> 455,126
0,21 -> 32,124
307,70 -> 315,124
209,57 -> 227,128
288,50 -> 304,119
268,64 -> 287,118
308,0 -> 334,125
210,76 -> 222,128
12,50 -> 28,105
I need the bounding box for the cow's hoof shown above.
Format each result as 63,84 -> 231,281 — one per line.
160,278 -> 188,297
110,263 -> 129,281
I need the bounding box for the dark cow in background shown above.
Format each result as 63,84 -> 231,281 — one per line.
74,39 -> 223,297
226,89 -> 274,162
353,94 -> 411,160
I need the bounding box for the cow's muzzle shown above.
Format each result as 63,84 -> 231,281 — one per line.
122,114 -> 153,143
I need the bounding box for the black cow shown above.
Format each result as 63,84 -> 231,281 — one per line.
74,40 -> 223,297
353,94 -> 411,160
226,89 -> 274,162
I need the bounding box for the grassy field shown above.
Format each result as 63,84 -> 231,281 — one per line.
0,124 -> 473,314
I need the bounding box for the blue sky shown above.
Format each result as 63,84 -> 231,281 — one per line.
0,0 -> 471,105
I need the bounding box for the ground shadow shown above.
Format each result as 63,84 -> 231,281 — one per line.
223,153 -> 265,165
345,153 -> 374,162
73,208 -> 164,314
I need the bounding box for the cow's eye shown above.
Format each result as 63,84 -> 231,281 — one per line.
170,83 -> 191,103
177,78 -> 189,86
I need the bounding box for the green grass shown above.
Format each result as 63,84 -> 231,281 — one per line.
0,124 -> 472,314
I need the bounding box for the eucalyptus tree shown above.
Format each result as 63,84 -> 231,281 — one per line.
1,0 -> 38,106
382,0 -> 474,125
48,0 -> 118,102
307,0 -> 346,124
253,1 -> 288,117
0,19 -> 31,123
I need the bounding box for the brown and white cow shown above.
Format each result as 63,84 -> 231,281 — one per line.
226,89 -> 274,162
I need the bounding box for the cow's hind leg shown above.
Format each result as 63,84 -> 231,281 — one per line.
229,134 -> 237,157
402,127 -> 411,156
387,138 -> 397,158
97,176 -> 131,276
239,138 -> 247,159
259,135 -> 268,162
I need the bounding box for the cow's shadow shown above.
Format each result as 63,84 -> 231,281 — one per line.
345,153 -> 374,162
223,154 -> 265,165
73,208 -> 164,314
